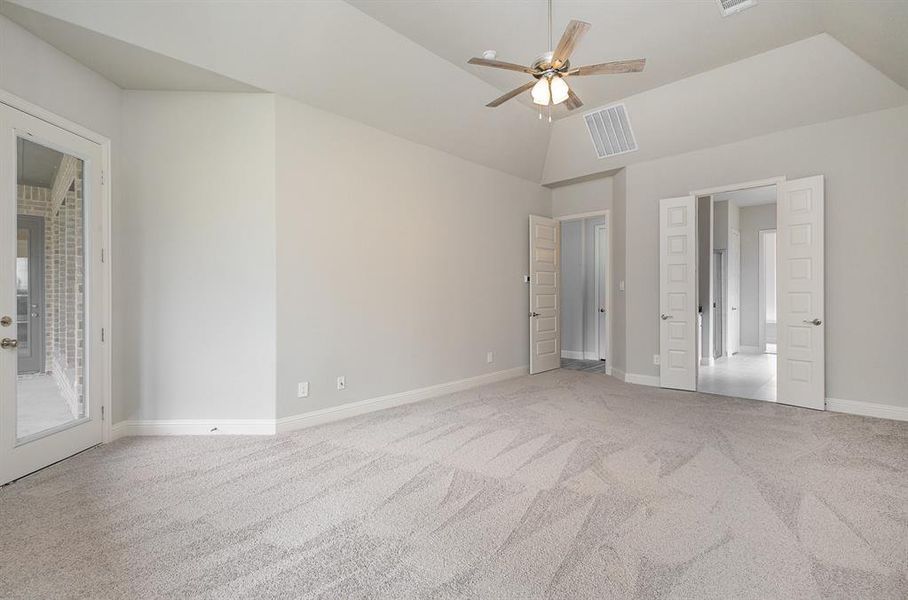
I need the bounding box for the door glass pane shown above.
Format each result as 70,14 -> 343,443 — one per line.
15,137 -> 86,441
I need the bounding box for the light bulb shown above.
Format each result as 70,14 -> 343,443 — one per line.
550,76 -> 569,105
531,78 -> 550,106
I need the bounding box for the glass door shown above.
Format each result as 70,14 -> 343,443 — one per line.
1,102 -> 105,484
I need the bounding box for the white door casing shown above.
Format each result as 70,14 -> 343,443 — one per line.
529,215 -> 560,374
777,176 -> 825,410
0,103 -> 105,484
727,228 -> 741,355
659,196 -> 698,391
595,223 -> 609,361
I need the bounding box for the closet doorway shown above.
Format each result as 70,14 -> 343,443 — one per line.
557,211 -> 610,375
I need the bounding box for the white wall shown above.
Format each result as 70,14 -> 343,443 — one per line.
623,106 -> 908,409
120,92 -> 276,420
551,176 -> 612,218
274,95 -> 549,419
560,220 -> 583,355
739,204 -> 776,348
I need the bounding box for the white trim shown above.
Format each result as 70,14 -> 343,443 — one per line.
758,228 -> 776,353
826,398 -> 908,422
277,366 -> 528,434
610,366 -> 626,381
582,351 -> 600,361
554,210 -> 608,222
561,350 -> 584,359
625,373 -> 660,387
111,419 -> 276,439
594,216 -> 611,364
700,357 -> 715,366
739,345 -> 761,353
0,89 -> 113,445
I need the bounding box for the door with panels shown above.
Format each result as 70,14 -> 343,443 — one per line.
777,176 -> 825,410
659,196 -> 698,390
529,215 -> 560,374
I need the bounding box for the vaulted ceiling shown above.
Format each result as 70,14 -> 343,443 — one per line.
3,0 -> 906,184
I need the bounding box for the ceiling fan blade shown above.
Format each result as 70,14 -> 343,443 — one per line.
486,80 -> 537,107
468,57 -> 535,74
570,58 -> 646,77
565,89 -> 583,111
552,20 -> 591,68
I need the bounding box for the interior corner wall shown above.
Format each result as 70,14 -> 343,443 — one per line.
623,105 -> 908,409
274,95 -> 550,420
0,14 -> 129,420
120,91 -> 276,421
739,204 -> 776,348
560,220 -> 583,355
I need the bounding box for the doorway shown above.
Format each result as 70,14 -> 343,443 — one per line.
698,185 -> 778,402
658,176 -> 826,410
556,211 -> 610,375
1,97 -> 110,484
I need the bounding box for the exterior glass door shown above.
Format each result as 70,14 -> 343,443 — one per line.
1,102 -> 104,484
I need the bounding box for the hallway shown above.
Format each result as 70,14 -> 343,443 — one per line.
698,351 -> 776,402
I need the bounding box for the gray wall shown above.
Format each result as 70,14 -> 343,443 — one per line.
739,204 -> 777,348
697,196 -> 712,361
275,96 -> 551,419
560,220 -> 583,354
623,105 -> 908,408
610,170 -> 627,375
551,176 -> 613,218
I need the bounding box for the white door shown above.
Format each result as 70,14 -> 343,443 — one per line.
777,176 -> 824,410
659,196 -> 697,391
727,228 -> 741,354
529,215 -> 560,374
595,224 -> 608,361
1,103 -> 105,484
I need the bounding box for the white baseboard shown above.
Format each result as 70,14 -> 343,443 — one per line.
825,397 -> 908,422
276,366 -> 528,433
583,352 -> 600,361
624,373 -> 660,387
561,350 -> 584,359
610,367 -> 626,381
111,418 -> 276,439
700,357 -> 715,366
739,345 -> 761,354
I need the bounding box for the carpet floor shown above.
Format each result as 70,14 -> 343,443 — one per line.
1,370 -> 906,599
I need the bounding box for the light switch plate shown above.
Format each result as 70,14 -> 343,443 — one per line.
486,351 -> 494,364
297,381 -> 309,398
653,354 -> 661,366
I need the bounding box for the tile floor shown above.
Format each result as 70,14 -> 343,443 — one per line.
698,351 -> 777,402
16,374 -> 76,438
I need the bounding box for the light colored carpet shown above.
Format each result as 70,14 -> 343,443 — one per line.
1,369 -> 906,599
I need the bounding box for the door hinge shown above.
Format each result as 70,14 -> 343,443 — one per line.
101,327 -> 105,342
101,248 -> 105,263
101,405 -> 105,421
101,170 -> 105,185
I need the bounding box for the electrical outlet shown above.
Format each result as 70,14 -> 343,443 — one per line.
336,376 -> 345,391
297,381 -> 309,398
486,351 -> 494,364
653,354 -> 661,366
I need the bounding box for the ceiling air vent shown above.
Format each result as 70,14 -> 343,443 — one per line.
584,103 -> 638,160
717,0 -> 756,17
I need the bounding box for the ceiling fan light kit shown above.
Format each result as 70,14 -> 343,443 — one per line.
467,0 -> 646,116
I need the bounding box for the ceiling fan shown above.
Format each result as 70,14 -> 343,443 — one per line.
467,0 -> 646,116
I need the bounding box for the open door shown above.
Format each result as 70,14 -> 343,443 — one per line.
777,176 -> 824,410
529,215 -> 559,374
659,196 -> 697,391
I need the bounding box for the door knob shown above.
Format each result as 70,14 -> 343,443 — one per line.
803,318 -> 822,326
660,314 -> 673,320
731,307 -> 737,311
599,308 -> 606,313
0,316 -> 11,327
1,338 -> 18,349
529,312 -> 540,318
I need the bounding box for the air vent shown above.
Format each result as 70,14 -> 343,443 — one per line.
717,0 -> 756,17
584,103 -> 638,160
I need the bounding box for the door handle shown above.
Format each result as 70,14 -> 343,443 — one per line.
599,308 -> 605,313
529,312 -> 540,318
803,318 -> 822,326
660,314 -> 673,320
1,338 -> 18,349
731,307 -> 737,311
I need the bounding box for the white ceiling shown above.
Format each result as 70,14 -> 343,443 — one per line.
0,1 -> 260,92
4,0 -> 907,184
714,185 -> 776,207
348,0 -> 908,119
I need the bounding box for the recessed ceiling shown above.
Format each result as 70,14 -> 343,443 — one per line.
348,0 -> 908,119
